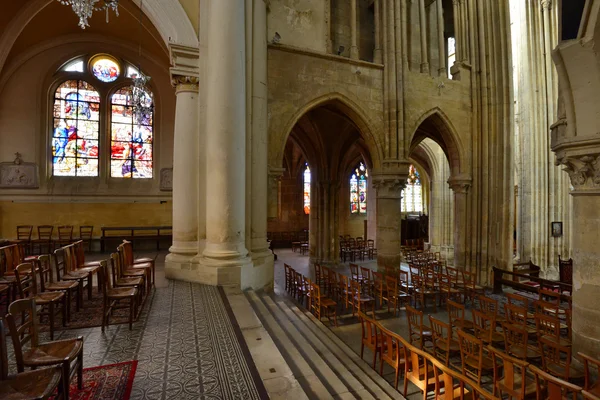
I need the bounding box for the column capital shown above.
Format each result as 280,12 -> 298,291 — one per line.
372,175 -> 406,199
448,175 -> 472,194
268,166 -> 286,181
556,153 -> 600,194
541,0 -> 552,10
169,43 -> 199,93
171,75 -> 199,93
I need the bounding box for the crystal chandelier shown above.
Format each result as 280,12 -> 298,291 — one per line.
57,0 -> 119,29
132,73 -> 153,125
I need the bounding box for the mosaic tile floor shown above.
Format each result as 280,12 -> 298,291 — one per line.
5,254 -> 269,400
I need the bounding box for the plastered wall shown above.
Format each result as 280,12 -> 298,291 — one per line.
267,0 -> 327,53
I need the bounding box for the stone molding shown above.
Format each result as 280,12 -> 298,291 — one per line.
268,166 -> 286,181
555,153 -> 600,193
371,175 -> 406,199
541,0 -> 552,10
0,153 -> 38,189
160,168 -> 173,191
448,175 -> 472,194
171,75 -> 199,93
169,44 -> 199,93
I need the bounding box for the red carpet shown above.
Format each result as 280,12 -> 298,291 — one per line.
65,361 -> 137,400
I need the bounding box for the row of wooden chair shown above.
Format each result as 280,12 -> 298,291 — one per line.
339,238 -> 377,262
15,225 -> 94,254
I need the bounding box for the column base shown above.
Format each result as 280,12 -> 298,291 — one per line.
246,249 -> 275,291
165,241 -> 199,276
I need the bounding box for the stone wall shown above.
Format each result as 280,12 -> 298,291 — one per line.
267,0 -> 328,53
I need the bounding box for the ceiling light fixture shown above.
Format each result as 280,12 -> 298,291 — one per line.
57,0 -> 119,29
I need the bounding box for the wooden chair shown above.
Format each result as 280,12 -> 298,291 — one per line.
501,321 -> 540,361
529,364 -> 582,400
538,289 -> 567,316
478,295 -> 506,324
488,346 -> 536,400
110,252 -> 145,305
0,318 -> 65,400
580,352 -> 600,399
359,312 -> 381,368
73,240 -> 103,293
337,274 -> 350,310
456,329 -> 495,384
5,298 -> 84,395
78,225 -> 94,252
119,241 -> 154,291
504,302 -> 537,336
321,265 -> 331,295
438,272 -> 462,304
383,275 -> 409,316
55,225 -> 74,249
284,263 -> 292,293
406,305 -> 433,350
350,279 -> 375,317
472,308 -> 504,346
367,239 -> 377,260
448,299 -> 475,331
16,225 -> 33,242
294,270 -> 308,305
31,225 -> 54,256
0,244 -> 24,302
538,335 -> 583,382
14,262 -> 66,340
412,274 -> 439,311
52,247 -> 89,305
101,260 -> 138,330
310,283 -> 337,326
360,266 -> 372,295
113,247 -> 146,291
378,323 -> 406,390
37,254 -> 81,319
429,315 -> 459,366
327,269 -> 339,301
372,271 -> 385,305
63,245 -> 93,301
535,313 -> 571,347
506,292 -> 535,319
404,340 -> 436,400
398,269 -> 414,299
349,263 -> 361,282
462,270 -> 485,304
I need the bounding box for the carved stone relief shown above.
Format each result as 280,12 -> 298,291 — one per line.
160,168 -> 173,191
0,153 -> 39,189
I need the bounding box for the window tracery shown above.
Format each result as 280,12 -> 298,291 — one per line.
401,165 -> 423,213
350,162 -> 367,214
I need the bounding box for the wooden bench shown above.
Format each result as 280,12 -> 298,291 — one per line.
100,226 -> 172,252
492,267 -> 572,302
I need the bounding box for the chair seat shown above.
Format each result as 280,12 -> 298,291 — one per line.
116,277 -> 144,286
454,319 -> 474,330
130,262 -> 152,270
77,264 -> 101,274
0,365 -> 62,399
477,330 -> 504,344
123,268 -> 145,277
498,376 -> 537,397
507,344 -> 541,360
355,295 -> 375,302
23,338 -> 83,367
64,270 -> 89,279
321,298 -> 337,307
133,257 -> 154,264
464,354 -> 494,371
46,281 -> 79,291
107,287 -> 137,298
0,284 -> 9,293
0,276 -> 16,283
540,334 -> 571,347
34,291 -> 65,304
435,338 -> 460,352
547,362 -> 584,381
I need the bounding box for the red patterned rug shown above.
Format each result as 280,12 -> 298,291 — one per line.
62,361 -> 137,400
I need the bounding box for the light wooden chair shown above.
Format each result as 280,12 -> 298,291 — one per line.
538,335 -> 583,382
580,352 -> 600,399
378,323 -> 406,390
310,283 -> 337,326
406,305 -> 433,350
448,299 -> 474,331
359,312 -> 381,368
457,329 -> 495,385
530,364 -> 582,400
488,346 -> 536,400
429,315 -> 459,366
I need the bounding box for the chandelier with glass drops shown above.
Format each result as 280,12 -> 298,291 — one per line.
131,73 -> 153,125
57,0 -> 119,29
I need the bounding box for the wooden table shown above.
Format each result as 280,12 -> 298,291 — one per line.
100,226 -> 172,252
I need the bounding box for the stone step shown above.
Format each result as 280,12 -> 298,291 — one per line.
246,290 -> 405,400
280,298 -> 404,400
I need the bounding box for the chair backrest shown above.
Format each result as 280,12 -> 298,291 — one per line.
447,299 -> 466,329
5,298 -> 40,371
405,305 -> 426,348
529,364 -> 582,400
349,263 -> 359,279
379,323 -> 404,369
457,329 -> 486,384
579,352 -> 600,392
110,252 -> 125,290
477,295 -> 500,317
359,312 -> 378,347
539,289 -> 562,307
558,255 -> 573,285
57,225 -> 74,241
488,345 -> 531,400
504,303 -> 529,327
36,255 -> 56,289
37,225 -> 53,240
0,245 -> 19,277
385,275 -> 397,294
539,335 -> 572,380
472,308 -> 496,343
501,321 -> 529,356
17,225 -> 33,240
14,262 -> 39,297
311,282 -> 322,310
52,247 -> 71,281
429,315 -> 452,365
367,239 -> 375,249
79,225 -> 94,240
506,292 -> 531,310
338,273 -> 348,289
120,241 -> 135,266
534,299 -> 561,316
535,313 -> 561,341
360,266 -> 371,282
99,259 -> 110,296
405,339 -> 435,394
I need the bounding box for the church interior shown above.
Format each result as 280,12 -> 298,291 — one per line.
0,0 -> 598,399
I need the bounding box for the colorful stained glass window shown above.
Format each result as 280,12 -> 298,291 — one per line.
91,57 -> 120,83
401,165 -> 423,212
110,86 -> 154,178
52,80 -> 100,177
303,163 -> 311,215
350,162 -> 367,214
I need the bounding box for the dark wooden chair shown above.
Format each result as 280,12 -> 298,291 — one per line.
14,262 -> 67,340
457,329 -> 495,385
529,364 -> 582,400
52,247 -> 89,306
0,244 -> 24,302
350,279 -> 375,317
383,275 -> 409,316
55,225 -> 74,249
101,259 -> 138,330
64,245 -> 94,301
429,315 -> 459,366
378,322 -> 406,390
120,241 -> 155,290
72,241 -> 103,292
0,318 -> 65,400
472,308 -> 504,346
31,226 -> 54,256
16,225 -> 33,254
5,298 -> 83,395
448,299 -> 475,331
359,312 -> 381,368
37,254 -> 80,319
406,305 -> 433,350
78,225 -> 94,252
110,252 -> 145,306
504,302 -> 537,336
477,295 -> 507,324
488,345 -> 535,400
538,335 -> 583,382
501,321 -> 540,361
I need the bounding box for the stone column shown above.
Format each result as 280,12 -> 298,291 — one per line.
374,0 -> 383,63
452,0 -> 462,62
350,0 -> 359,59
166,76 -> 200,269
199,0 -> 252,286
459,0 -> 468,61
267,167 -> 285,219
448,176 -> 471,271
373,175 -> 405,267
419,0 -> 429,73
437,0 -> 446,76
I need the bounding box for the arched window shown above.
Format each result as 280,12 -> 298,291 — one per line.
110,87 -> 154,178
401,165 -> 423,212
52,80 -> 100,176
350,162 -> 367,214
303,163 -> 311,215
50,54 -> 154,179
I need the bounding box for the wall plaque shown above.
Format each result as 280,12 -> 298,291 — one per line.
160,168 -> 173,191
0,153 -> 39,189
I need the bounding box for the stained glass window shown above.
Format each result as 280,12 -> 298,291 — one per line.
91,57 -> 120,83
303,163 -> 311,215
350,162 -> 367,214
401,165 -> 423,212
52,80 -> 100,177
110,86 -> 154,178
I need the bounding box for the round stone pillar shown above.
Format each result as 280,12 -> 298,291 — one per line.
372,175 -> 405,267
165,76 -> 199,271
199,0 -> 252,285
